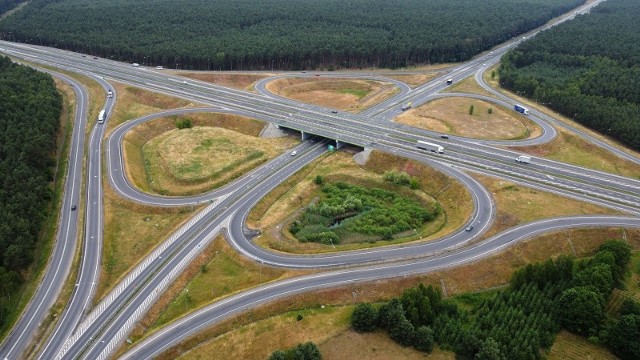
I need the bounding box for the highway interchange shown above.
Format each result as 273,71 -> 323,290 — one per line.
1,0 -> 640,359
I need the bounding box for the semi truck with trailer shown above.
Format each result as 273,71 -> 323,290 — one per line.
416,140 -> 444,154
98,109 -> 106,124
514,104 -> 530,115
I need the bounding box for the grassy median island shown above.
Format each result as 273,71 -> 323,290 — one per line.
265,77 -> 399,113
249,151 -> 472,254
396,97 -> 541,140
122,113 -> 298,196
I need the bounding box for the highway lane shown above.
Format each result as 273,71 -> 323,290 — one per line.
35,77 -> 116,360
473,64 -> 640,167
0,72 -> 87,360
253,73 -> 411,106
1,0 -> 632,356
56,141 -> 328,360
121,215 -> 640,360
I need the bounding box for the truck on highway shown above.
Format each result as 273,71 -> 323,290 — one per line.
514,104 -> 530,115
107,89 -> 113,98
98,109 -> 106,124
401,102 -> 413,111
446,79 -> 453,85
416,140 -> 444,154
515,155 -> 531,164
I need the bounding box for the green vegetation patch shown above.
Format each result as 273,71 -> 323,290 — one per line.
0,55 -> 62,332
337,88 -> 369,99
350,240 -> 639,360
289,182 -> 439,245
0,0 -> 583,70
500,0 -> 640,151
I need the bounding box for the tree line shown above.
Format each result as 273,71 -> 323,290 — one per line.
0,0 -> 22,15
0,0 -> 584,71
499,0 -> 640,151
0,55 -> 62,328
351,240 -> 639,359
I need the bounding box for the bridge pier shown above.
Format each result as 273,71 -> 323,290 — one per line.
301,131 -> 311,141
335,140 -> 345,149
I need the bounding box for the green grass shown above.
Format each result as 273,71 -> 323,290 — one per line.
338,88 -> 369,99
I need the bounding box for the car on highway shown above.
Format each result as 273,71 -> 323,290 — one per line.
330,110 -> 338,114
132,63 -> 139,67
156,66 -> 163,70
107,90 -> 113,98
93,56 -> 98,59
440,135 -> 449,139
290,150 -> 297,156
465,225 -> 473,232
71,205 -> 77,211
446,79 -> 453,85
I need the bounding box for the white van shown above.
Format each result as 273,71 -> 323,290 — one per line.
132,63 -> 139,67
156,65 -> 163,70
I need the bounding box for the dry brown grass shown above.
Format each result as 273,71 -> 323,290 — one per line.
509,127 -> 640,178
141,126 -> 297,196
443,75 -> 494,97
474,174 -> 620,239
483,65 -> 640,174
153,229 -> 640,360
106,83 -> 195,132
96,183 -> 201,301
396,97 -> 541,140
178,306 -> 353,360
321,330 -> 454,360
121,113 -> 296,196
178,72 -> 271,91
386,73 -> 441,88
249,150 -> 471,254
548,331 -> 617,360
265,78 -> 399,113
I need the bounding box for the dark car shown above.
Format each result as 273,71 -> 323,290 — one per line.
330,110 -> 338,114
71,205 -> 77,211
440,135 -> 449,139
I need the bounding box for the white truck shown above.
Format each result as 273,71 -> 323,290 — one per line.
417,140 -> 444,154
98,109 -> 106,124
516,155 -> 531,164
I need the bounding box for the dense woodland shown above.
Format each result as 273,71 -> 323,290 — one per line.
351,240 -> 640,359
0,55 -> 62,327
0,0 -> 583,70
500,0 -> 640,151
0,0 -> 22,15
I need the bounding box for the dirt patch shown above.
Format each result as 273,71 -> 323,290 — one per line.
386,73 -> 441,88
321,330 -> 454,360
178,72 -> 271,91
396,97 -> 540,140
265,77 -> 399,113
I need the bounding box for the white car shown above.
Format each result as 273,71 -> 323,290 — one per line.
132,63 -> 139,67
290,150 -> 297,156
156,66 -> 163,70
